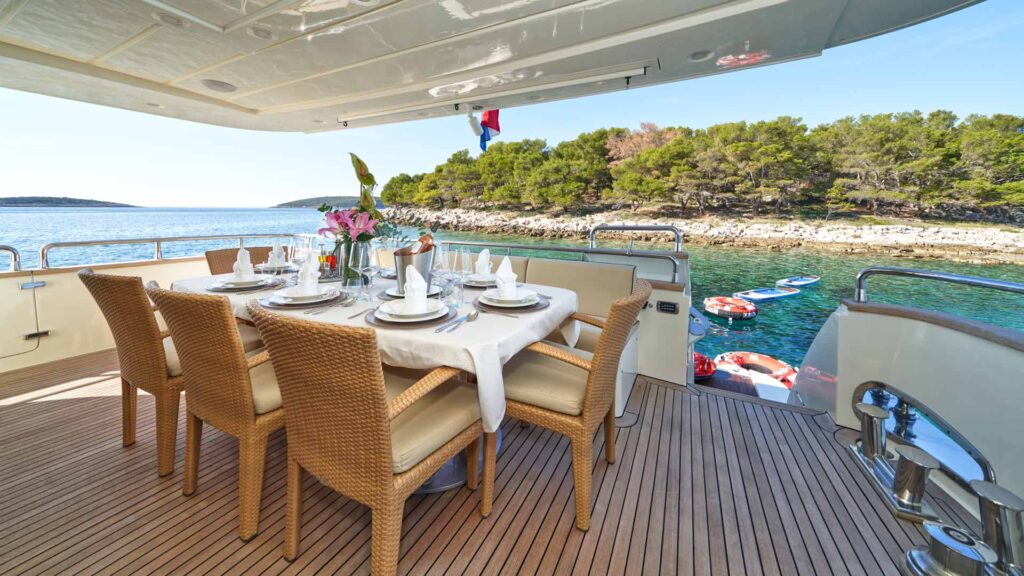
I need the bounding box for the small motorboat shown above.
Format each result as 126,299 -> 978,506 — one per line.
714,351 -> 799,389
703,296 -> 758,320
733,286 -> 801,302
776,275 -> 821,288
693,352 -> 716,381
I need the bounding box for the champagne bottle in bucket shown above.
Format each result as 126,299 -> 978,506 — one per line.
394,235 -> 435,295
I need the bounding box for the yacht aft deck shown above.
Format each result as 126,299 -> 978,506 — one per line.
1,351 -> 977,575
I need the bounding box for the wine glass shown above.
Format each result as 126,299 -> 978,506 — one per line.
432,243 -> 452,302
348,241 -> 373,301
458,247 -> 473,303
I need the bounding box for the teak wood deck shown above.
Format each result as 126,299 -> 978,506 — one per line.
0,350 -> 977,575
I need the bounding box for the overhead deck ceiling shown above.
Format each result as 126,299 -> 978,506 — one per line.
0,0 -> 983,132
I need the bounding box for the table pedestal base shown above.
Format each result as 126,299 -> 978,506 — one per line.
414,428 -> 504,494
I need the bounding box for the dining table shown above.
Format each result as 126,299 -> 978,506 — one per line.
170,273 -> 580,437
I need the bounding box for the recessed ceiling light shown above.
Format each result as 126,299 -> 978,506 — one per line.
201,79 -> 237,93
351,0 -> 381,6
312,119 -> 325,124
689,50 -> 714,62
145,102 -> 164,109
248,27 -> 274,40
153,12 -> 186,28
528,95 -> 542,101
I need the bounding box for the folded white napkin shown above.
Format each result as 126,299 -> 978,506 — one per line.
474,249 -> 492,277
232,248 -> 255,281
297,258 -> 320,295
495,256 -> 518,299
402,265 -> 429,314
266,239 -> 285,267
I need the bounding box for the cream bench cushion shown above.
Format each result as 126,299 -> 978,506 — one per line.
524,258 -> 635,318
383,366 -> 481,474
503,343 -> 595,416
162,323 -> 262,377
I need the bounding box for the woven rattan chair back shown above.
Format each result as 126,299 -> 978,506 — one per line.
248,306 -> 394,505
78,268 -> 167,392
581,279 -> 652,425
205,247 -> 275,275
146,285 -> 255,433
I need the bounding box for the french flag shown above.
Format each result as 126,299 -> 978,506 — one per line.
479,109 -> 500,151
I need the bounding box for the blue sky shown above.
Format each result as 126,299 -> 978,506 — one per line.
1,0 -> 1022,208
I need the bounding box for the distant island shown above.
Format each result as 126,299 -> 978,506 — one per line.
0,196 -> 136,208
274,195 -> 384,209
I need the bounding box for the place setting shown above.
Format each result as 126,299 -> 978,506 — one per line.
461,248 -> 498,289
259,255 -> 350,312
207,247 -> 284,293
365,263 -> 457,329
472,256 -> 549,315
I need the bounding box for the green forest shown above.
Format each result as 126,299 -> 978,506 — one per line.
381,111 -> 1024,220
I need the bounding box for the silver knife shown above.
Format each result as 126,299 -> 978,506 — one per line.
434,314 -> 466,333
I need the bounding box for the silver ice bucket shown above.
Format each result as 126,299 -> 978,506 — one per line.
394,247 -> 434,295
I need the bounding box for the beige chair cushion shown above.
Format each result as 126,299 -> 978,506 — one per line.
248,352 -> 282,415
503,343 -> 594,416
162,323 -> 262,377
384,366 -> 481,474
524,258 -> 635,318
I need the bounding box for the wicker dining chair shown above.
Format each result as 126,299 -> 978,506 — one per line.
247,303 -> 496,576
502,279 -> 652,531
146,284 -> 283,541
78,268 -> 185,476
205,246 -> 276,275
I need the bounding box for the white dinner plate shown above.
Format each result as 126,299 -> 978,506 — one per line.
384,285 -> 443,298
464,275 -> 497,288
480,293 -> 541,308
268,288 -> 339,306
215,276 -> 265,288
374,302 -> 450,323
377,299 -> 447,319
481,288 -> 537,304
273,285 -> 336,302
255,263 -> 297,273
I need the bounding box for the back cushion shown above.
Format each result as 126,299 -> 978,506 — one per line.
525,258 -> 635,318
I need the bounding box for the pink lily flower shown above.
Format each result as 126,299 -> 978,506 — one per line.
348,211 -> 379,241
318,209 -> 356,237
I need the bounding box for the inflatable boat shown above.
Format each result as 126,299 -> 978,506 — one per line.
714,351 -> 799,389
703,296 -> 758,320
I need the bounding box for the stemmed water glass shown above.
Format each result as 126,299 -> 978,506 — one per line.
432,243 -> 454,304
348,240 -> 375,301
457,247 -> 474,301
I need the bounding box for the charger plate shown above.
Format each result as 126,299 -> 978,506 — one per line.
258,293 -> 345,310
363,307 -> 457,329
473,297 -> 550,313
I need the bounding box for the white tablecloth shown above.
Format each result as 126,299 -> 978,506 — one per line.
171,275 -> 579,433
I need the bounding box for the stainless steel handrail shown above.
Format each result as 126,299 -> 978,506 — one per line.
38,233 -> 292,269
439,239 -> 683,283
0,245 -> 21,271
589,224 -> 683,252
854,267 -> 1024,302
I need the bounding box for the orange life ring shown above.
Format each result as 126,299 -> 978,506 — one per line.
703,296 -> 758,320
714,351 -> 797,389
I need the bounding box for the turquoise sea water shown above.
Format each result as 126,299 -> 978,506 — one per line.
2,207 -> 1022,366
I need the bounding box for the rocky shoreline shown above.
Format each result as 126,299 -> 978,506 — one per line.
383,207 -> 1024,265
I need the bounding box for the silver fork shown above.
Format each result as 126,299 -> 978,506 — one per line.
306,297 -> 354,315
